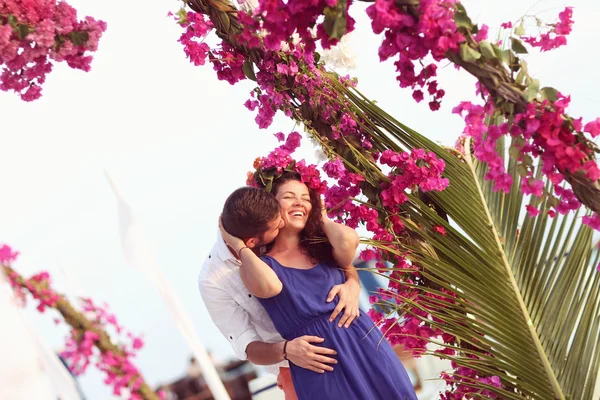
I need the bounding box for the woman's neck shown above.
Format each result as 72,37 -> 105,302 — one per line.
271,229 -> 301,253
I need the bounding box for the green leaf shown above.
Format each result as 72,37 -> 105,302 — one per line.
511,37 -> 529,54
522,153 -> 533,166
515,22 -> 526,36
509,145 -> 521,159
459,44 -> 482,63
323,0 -> 347,40
525,79 -> 540,102
493,45 -> 506,64
69,31 -> 89,46
7,14 -> 18,29
16,24 -> 29,40
541,87 -> 559,102
479,40 -> 496,60
175,7 -> 188,26
454,3 -> 474,30
515,69 -> 526,86
242,60 -> 256,81
499,49 -> 517,69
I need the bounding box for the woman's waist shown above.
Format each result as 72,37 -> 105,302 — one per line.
280,310 -> 370,339
280,313 -> 335,339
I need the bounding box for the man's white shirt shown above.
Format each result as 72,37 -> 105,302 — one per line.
198,231 -> 287,374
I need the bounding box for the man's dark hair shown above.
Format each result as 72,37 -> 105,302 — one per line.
222,187 -> 280,239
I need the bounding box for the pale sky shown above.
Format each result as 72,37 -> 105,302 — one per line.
1,0 -> 599,398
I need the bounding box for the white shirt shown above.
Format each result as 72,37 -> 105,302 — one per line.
198,232 -> 288,374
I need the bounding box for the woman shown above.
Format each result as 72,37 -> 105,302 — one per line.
220,172 -> 417,400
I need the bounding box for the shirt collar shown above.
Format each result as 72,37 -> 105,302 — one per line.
215,230 -> 240,265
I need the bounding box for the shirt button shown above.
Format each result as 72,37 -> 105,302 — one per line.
208,255 -> 211,259
229,336 -> 233,340
248,294 -> 252,298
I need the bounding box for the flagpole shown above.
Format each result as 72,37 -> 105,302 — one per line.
104,172 -> 230,400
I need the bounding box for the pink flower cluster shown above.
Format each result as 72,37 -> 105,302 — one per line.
366,0 -> 463,111
523,7 -> 573,51
453,93 -> 600,231
440,366 -> 503,399
0,244 -> 19,263
172,10 -> 213,67
61,297 -> 146,398
3,260 -> 61,312
0,0 -> 106,101
248,136 -> 328,195
251,0 -> 356,54
453,100 -> 514,193
323,158 -> 369,228
1,248 -> 149,400
379,149 -> 449,211
369,285 -> 504,399
368,266 -> 468,369
321,152 -> 455,370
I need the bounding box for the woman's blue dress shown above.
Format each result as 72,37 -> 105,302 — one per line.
257,255 -> 417,400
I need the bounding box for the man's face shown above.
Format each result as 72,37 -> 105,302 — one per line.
257,214 -> 284,246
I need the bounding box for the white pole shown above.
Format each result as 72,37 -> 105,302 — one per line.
104,171 -> 230,400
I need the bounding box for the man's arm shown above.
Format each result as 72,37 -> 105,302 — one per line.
199,279 -> 264,360
199,277 -> 338,372
247,337 -> 338,374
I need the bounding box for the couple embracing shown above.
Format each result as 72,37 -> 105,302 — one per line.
199,169 -> 417,400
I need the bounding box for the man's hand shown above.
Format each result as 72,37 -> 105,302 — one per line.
286,336 -> 338,374
327,278 -> 361,328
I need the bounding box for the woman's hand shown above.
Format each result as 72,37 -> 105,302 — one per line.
321,197 -> 328,222
218,216 -> 246,254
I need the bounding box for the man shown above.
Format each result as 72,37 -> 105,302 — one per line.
199,187 -> 361,399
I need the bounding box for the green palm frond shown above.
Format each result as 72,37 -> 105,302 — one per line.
321,78 -> 600,399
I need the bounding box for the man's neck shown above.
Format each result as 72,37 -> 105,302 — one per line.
226,244 -> 240,260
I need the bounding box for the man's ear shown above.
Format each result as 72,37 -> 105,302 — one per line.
246,237 -> 260,249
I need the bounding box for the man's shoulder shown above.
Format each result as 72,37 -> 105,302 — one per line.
198,244 -> 236,290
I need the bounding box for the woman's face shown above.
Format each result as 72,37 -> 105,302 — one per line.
275,180 -> 313,232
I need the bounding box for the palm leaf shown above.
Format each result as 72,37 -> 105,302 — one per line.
321,78 -> 600,399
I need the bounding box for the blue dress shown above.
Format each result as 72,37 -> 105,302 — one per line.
258,255 -> 417,400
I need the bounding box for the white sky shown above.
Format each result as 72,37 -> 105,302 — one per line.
1,0 -> 599,398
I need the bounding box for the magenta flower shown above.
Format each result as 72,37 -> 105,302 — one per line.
0,0 -> 106,101
525,205 -> 541,217
584,118 -> 600,138
0,244 -> 19,264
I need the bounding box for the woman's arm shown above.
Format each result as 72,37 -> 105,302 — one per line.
321,208 -> 360,268
219,219 -> 282,298
238,248 -> 283,298
320,205 -> 362,327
